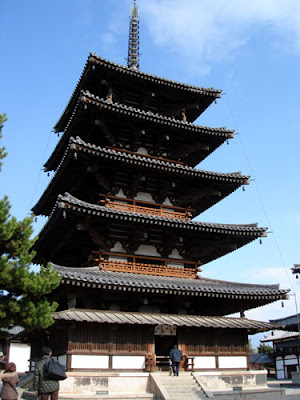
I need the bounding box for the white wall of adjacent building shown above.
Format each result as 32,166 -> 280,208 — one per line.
9,343 -> 31,373
276,355 -> 300,379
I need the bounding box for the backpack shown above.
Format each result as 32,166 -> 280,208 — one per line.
45,357 -> 67,381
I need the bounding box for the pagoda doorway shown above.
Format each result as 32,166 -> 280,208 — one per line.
154,326 -> 177,370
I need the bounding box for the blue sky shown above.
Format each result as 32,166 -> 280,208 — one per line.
1,0 -> 300,347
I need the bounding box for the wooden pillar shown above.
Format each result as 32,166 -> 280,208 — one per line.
66,351 -> 72,370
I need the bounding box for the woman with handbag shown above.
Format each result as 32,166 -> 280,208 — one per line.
0,362 -> 19,400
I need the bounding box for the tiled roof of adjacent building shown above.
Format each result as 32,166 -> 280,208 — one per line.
261,330 -> 300,342
269,314 -> 300,332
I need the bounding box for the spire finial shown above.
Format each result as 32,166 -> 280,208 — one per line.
127,0 -> 140,70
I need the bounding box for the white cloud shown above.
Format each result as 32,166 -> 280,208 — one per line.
141,0 -> 300,73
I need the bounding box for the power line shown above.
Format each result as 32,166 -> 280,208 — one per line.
224,91 -> 297,299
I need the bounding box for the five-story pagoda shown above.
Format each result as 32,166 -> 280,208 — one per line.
31,0 -> 288,374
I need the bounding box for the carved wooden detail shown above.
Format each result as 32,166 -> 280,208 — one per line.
99,194 -> 192,220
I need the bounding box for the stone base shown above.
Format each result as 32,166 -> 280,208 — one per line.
59,372 -> 152,397
195,370 -> 268,391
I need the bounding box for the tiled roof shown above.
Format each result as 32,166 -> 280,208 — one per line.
46,92 -> 234,170
53,307 -> 278,332
262,330 -> 300,342
71,137 -> 245,180
53,264 -> 288,299
250,354 -> 273,364
269,314 -> 300,328
80,91 -> 232,135
53,192 -> 266,237
54,53 -> 222,132
34,137 -> 248,216
89,53 -> 221,95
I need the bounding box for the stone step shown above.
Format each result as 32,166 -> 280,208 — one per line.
166,393 -> 206,400
153,373 -> 206,400
58,395 -> 155,400
23,392 -> 156,400
165,386 -> 201,393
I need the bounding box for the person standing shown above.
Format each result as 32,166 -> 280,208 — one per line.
33,347 -> 59,400
169,344 -> 183,376
0,362 -> 19,400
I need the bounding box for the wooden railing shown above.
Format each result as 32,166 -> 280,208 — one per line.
93,251 -> 201,279
185,355 -> 195,371
99,194 -> 192,221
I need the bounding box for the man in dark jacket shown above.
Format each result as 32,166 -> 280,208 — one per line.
169,344 -> 183,376
33,346 -> 59,400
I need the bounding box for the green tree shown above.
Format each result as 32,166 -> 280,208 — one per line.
258,344 -> 273,353
0,113 -> 61,331
0,113 -> 8,170
248,338 -> 255,354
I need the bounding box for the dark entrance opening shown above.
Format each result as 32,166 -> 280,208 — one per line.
286,364 -> 297,379
155,335 -> 177,370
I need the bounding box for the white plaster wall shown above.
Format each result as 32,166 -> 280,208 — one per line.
110,241 -> 126,253
168,248 -> 183,260
285,354 -> 297,360
285,356 -> 298,365
276,358 -> 284,369
163,197 -> 173,206
71,355 -> 109,369
194,356 -> 216,369
108,255 -> 127,262
137,147 -> 148,155
168,262 -> 184,268
276,358 -> 284,380
115,189 -> 126,198
9,343 -> 30,373
277,370 -> 285,379
134,192 -> 153,202
134,244 -> 161,257
57,354 -> 67,367
218,356 -> 247,369
112,356 -> 145,369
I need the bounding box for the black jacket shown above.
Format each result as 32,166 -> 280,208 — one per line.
33,355 -> 59,394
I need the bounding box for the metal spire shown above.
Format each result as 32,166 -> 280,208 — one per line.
127,0 -> 140,70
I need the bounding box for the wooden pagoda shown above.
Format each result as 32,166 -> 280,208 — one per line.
31,1 -> 288,375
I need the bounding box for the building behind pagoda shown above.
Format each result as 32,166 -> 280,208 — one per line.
29,3 -> 289,396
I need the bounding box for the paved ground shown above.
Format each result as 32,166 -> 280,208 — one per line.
213,378 -> 300,400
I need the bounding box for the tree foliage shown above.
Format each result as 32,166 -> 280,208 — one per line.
258,344 -> 273,353
0,113 -> 8,171
0,113 -> 61,331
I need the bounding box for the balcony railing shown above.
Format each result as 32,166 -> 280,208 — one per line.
93,251 -> 202,279
99,194 -> 192,221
